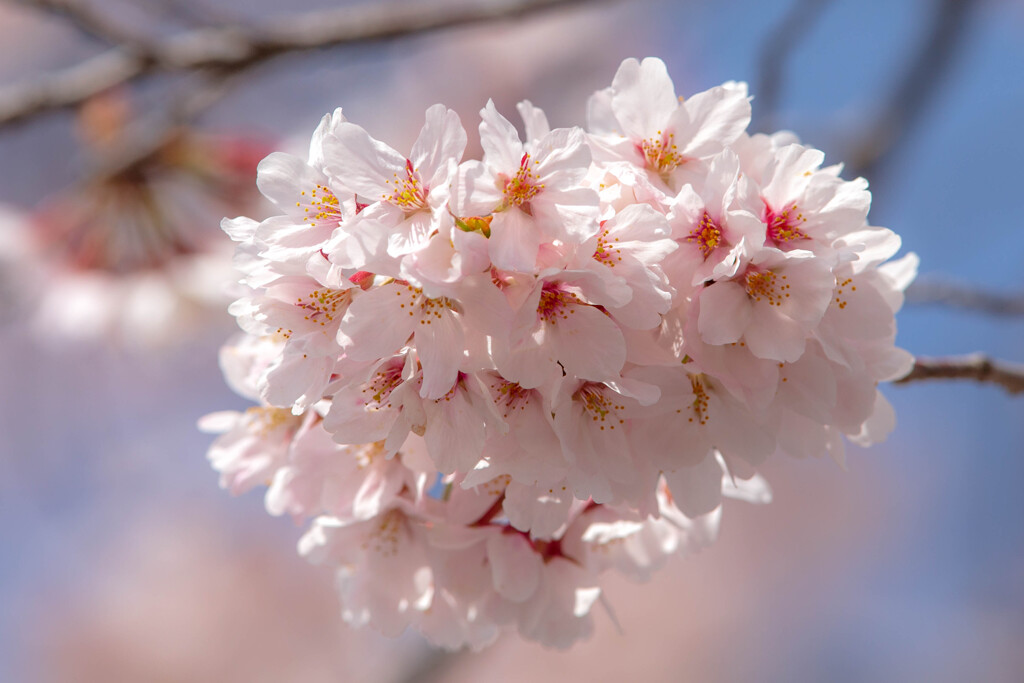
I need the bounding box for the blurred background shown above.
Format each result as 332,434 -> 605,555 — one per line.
1,0 -> 1022,680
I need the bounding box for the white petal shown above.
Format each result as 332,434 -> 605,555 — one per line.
487,531 -> 542,602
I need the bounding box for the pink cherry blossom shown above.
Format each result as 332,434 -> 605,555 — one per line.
204,56 -> 916,650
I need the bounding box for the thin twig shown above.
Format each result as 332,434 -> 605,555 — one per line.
752,0 -> 834,133
894,354 -> 1024,395
0,0 -> 604,128
906,279 -> 1024,317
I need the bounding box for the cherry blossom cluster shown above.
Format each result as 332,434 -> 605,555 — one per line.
203,57 -> 917,649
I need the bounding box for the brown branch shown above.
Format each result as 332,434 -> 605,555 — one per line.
752,0 -> 835,133
905,279 -> 1024,317
894,354 -> 1024,395
0,0 -> 605,129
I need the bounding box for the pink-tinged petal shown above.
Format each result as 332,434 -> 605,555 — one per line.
774,348 -> 837,423
387,210 -> 434,257
255,215 -> 331,263
709,395 -> 776,466
493,342 -> 565,390
221,216 -> 258,243
448,274 -> 512,339
585,86 -> 618,135
549,304 -> 627,382
669,183 -> 705,239
517,100 -> 551,142
489,208 -> 541,273
823,274 -> 894,341
307,107 -> 345,168
606,259 -> 672,330
840,227 -> 901,272
323,394 -> 393,445
677,82 -> 751,158
260,342 -> 332,411
449,226 -> 493,276
479,99 -> 524,172
324,122 -> 406,198
415,309 -> 465,399
609,57 -> 679,139
256,152 -> 329,216
848,390 -> 896,447
878,252 -> 918,294
700,149 -> 742,213
720,465 -> 773,504
503,480 -> 572,540
338,284 -> 416,360
325,204 -> 399,273
533,127 -> 591,188
697,282 -> 751,345
532,187 -> 601,244
744,303 -> 808,362
776,410 -> 832,460
423,390 -> 487,474
451,159 -> 503,216
351,460 -> 406,520
487,531 -> 542,602
410,104 -> 467,183
761,143 -> 824,208
605,203 -> 672,242
663,451 -> 724,518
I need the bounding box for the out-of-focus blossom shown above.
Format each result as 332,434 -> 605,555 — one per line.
5,91 -> 272,348
203,57 -> 915,649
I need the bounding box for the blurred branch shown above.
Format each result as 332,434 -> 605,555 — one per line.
895,354 -> 1024,395
86,73 -> 237,182
906,279 -> 1024,316
845,0 -> 979,183
16,0 -> 150,47
0,0 -> 605,128
133,0 -> 238,29
752,0 -> 834,133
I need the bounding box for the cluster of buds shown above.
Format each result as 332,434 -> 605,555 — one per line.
203,57 -> 916,649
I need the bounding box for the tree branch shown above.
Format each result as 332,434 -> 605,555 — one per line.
0,0 -> 605,128
894,354 -> 1024,395
905,279 -> 1024,317
16,0 -> 151,47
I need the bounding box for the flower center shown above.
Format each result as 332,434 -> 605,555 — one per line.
299,183 -> 342,227
492,378 -> 532,418
244,406 -> 295,435
574,383 -> 625,431
593,225 -> 624,267
296,287 -> 350,326
418,293 -> 457,326
362,362 -> 404,411
687,375 -> 710,425
686,210 -> 722,258
384,159 -> 429,212
744,268 -> 789,307
353,441 -> 387,469
537,285 -> 583,324
639,130 -> 683,175
764,201 -> 807,245
501,153 -> 543,210
362,508 -> 403,557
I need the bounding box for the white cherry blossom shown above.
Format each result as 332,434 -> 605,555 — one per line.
204,56 -> 916,650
